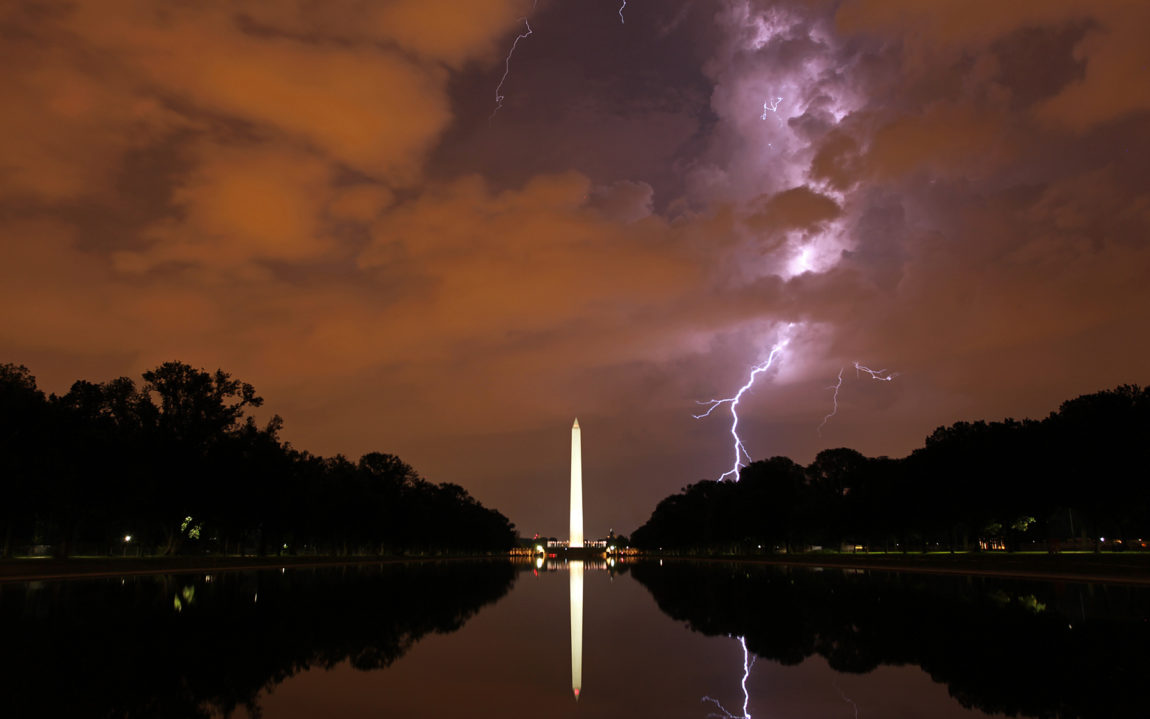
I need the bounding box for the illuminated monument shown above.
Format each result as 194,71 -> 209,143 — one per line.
570,418 -> 583,548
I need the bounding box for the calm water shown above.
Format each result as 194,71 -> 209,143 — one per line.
2,559 -> 1147,718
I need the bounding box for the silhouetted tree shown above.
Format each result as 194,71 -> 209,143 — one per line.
633,385 -> 1149,554
141,362 -> 264,554
0,361 -> 516,557
0,364 -> 49,557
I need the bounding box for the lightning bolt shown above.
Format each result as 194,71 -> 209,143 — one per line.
833,678 -> 860,719
817,366 -> 844,436
491,16 -> 534,119
760,96 -> 783,120
854,361 -> 897,381
493,1 -> 628,117
819,361 -> 899,433
702,636 -> 754,718
694,340 -> 788,482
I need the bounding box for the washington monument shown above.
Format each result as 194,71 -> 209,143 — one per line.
570,418 -> 584,548
570,418 -> 584,700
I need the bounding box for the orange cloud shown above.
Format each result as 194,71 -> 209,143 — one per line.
359,172 -> 701,352
115,143 -> 347,271
837,0 -> 1150,131
0,0 -> 528,207
63,1 -> 449,182
864,103 -> 1007,179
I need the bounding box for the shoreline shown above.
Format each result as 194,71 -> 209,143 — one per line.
0,554 -> 504,584
663,552 -> 1150,586
3,551 -> 1150,586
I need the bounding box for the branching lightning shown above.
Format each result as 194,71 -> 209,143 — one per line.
492,1 -> 629,117
854,361 -> 897,381
833,678 -> 860,719
819,361 -> 900,433
491,16 -> 534,119
761,96 -> 783,120
817,366 -> 844,436
702,636 -> 755,719
694,340 -> 787,482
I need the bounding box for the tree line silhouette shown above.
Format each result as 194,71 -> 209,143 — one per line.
632,385 -> 1150,553
0,561 -> 516,718
0,361 -> 516,557
632,561 -> 1149,719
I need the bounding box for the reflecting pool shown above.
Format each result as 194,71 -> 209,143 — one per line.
1,559 -> 1146,718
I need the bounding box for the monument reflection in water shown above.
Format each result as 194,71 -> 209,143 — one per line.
540,555 -> 617,703
570,559 -> 583,699
554,554 -> 625,699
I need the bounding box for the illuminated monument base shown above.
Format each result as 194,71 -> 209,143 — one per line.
544,540 -> 606,559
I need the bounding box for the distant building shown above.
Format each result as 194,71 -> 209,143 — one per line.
547,538 -> 607,549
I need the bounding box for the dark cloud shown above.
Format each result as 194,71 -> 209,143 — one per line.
586,180 -> 655,223
747,186 -> 841,232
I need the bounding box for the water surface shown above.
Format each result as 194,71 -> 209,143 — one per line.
2,559 -> 1145,718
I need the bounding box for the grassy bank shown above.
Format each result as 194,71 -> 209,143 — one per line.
5,551 -> 1150,586
0,554 -> 505,583
673,550 -> 1150,586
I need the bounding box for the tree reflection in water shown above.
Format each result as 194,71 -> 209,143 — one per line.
633,561 -> 1150,719
0,561 -> 515,718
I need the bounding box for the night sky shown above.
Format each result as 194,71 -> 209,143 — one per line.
3,0 -> 1148,537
